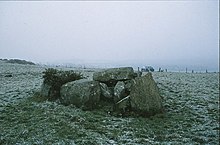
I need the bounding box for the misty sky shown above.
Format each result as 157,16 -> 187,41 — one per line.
0,1 -> 219,69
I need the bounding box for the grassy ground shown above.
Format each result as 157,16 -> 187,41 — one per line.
0,63 -> 219,144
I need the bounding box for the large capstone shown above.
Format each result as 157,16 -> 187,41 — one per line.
130,73 -> 162,116
60,79 -> 101,109
93,67 -> 135,83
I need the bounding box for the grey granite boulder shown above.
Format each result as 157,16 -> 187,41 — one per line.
60,79 -> 101,109
113,81 -> 127,102
130,73 -> 162,115
93,67 -> 135,83
100,82 -> 113,99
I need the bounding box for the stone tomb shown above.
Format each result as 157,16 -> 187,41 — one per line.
59,67 -> 163,116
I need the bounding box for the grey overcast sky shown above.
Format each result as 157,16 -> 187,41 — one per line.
0,1 -> 219,69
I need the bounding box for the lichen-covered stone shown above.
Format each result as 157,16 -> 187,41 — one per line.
100,82 -> 113,99
60,79 -> 101,109
93,67 -> 135,82
113,81 -> 127,102
130,73 -> 162,115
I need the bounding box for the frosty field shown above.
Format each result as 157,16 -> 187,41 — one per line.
0,61 -> 219,144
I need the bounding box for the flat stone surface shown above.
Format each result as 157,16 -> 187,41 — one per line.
93,67 -> 135,82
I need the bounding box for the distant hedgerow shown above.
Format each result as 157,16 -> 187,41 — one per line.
5,59 -> 35,65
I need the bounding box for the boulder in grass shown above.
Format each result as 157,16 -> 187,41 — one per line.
93,67 -> 135,83
60,79 -> 101,109
130,73 -> 162,116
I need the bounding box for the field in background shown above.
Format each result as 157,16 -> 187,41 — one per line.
0,61 -> 219,144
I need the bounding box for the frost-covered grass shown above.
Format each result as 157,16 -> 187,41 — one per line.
0,62 -> 219,144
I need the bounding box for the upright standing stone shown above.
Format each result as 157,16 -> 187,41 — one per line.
130,73 -> 162,115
